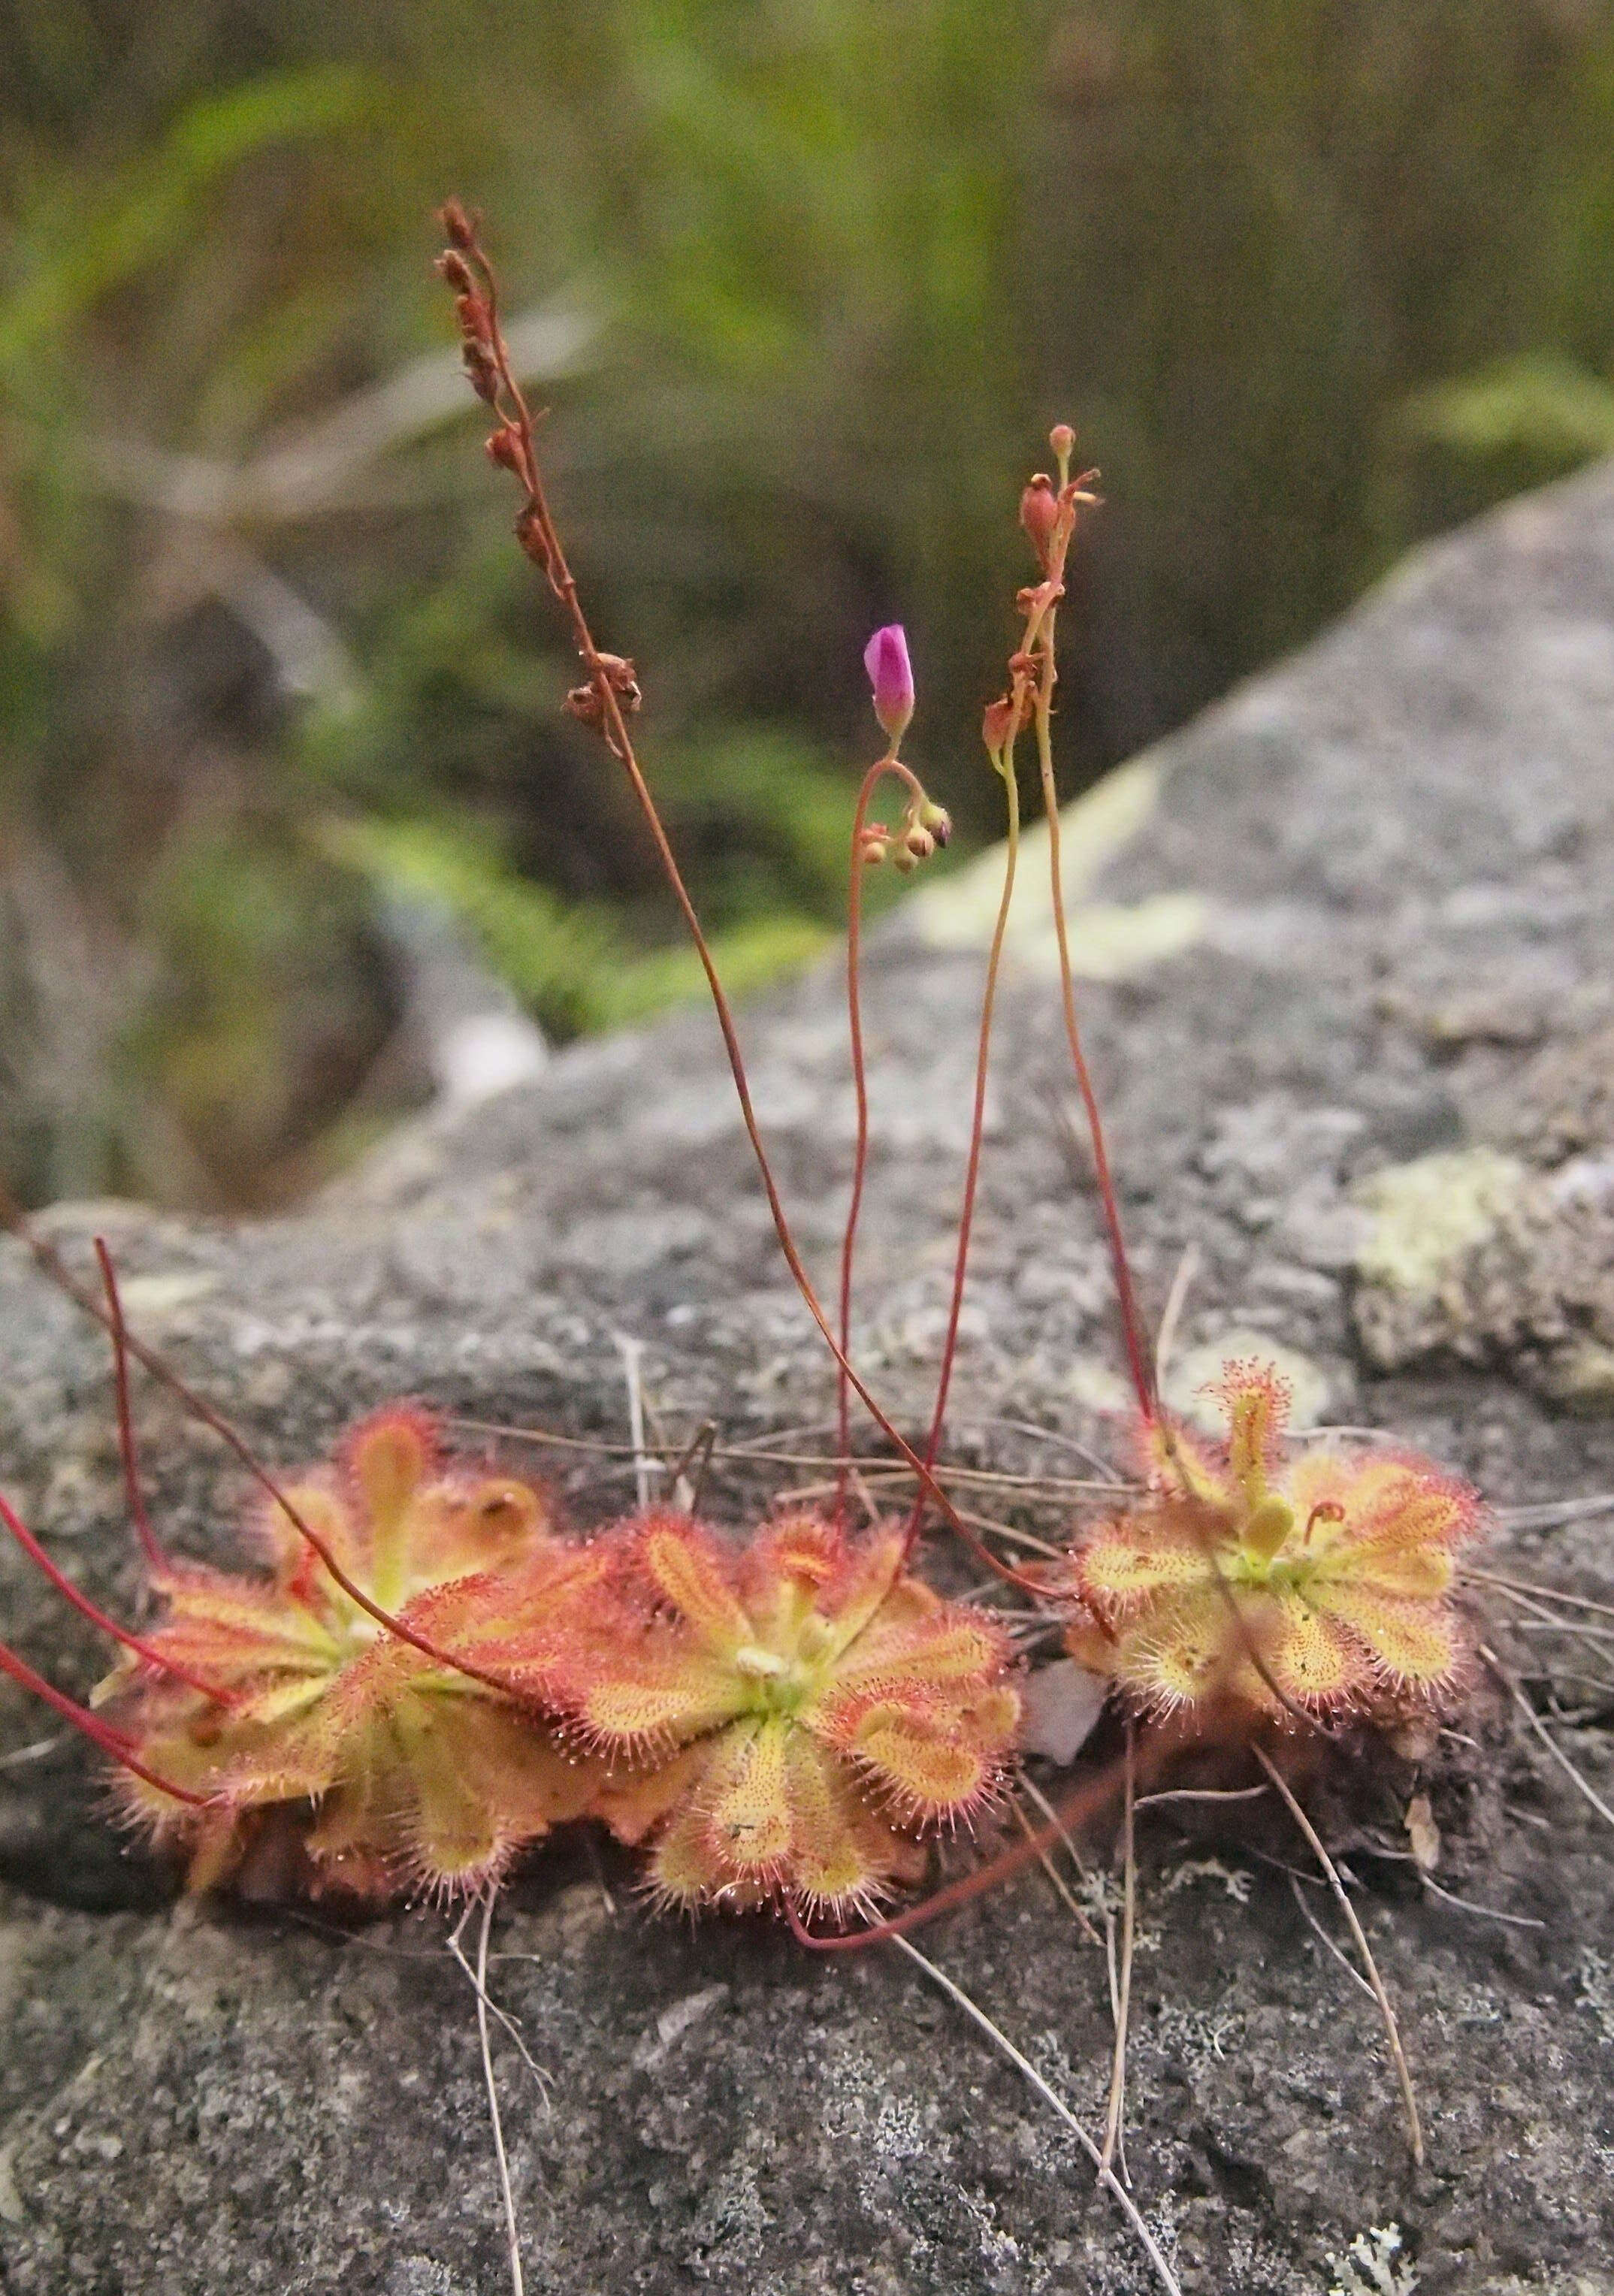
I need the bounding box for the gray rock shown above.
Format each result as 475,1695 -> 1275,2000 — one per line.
7,465 -> 1614,2291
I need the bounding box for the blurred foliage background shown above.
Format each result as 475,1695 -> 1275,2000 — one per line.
5,0 -> 1614,1210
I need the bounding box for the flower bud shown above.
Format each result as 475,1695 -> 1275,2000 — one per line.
1050,421 -> 1076,464
859,832 -> 890,868
1020,474 -> 1059,568
981,696 -> 1016,754
440,198 -> 476,251
918,799 -> 952,847
863,624 -> 915,745
485,426 -> 523,473
515,506 -> 552,572
903,823 -> 936,863
461,342 -> 499,403
435,249 -> 474,293
889,841 -> 920,875
599,652 -> 642,710
455,292 -> 491,345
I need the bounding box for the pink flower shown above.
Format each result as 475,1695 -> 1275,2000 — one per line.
863,624 -> 914,745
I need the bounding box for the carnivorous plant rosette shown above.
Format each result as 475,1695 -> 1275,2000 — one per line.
548,1510 -> 1022,1919
1067,1362 -> 1480,1719
102,1407 -> 608,1899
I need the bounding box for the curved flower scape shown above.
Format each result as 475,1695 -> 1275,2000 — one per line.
1067,1362 -> 1480,1720
548,1511 -> 1021,1920
104,1408 -> 606,1899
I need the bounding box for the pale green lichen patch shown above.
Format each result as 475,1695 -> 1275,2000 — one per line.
114,1270 -> 219,1318
1326,2221 -> 1418,2296
1540,1336 -> 1614,1412
1032,890 -> 1208,983
1061,1355 -> 1134,1416
1353,1149 -> 1527,1298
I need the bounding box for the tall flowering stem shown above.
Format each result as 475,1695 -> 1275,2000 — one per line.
903,733 -> 1021,1554
1026,430 -> 1155,1421
435,205 -> 991,1558
900,439 -> 1122,1554
97,1240 -> 170,1573
836,752 -> 932,1487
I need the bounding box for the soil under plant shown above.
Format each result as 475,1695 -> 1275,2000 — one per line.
3,464 -> 1614,2291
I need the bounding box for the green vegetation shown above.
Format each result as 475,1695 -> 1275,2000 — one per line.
329,813 -> 835,1037
5,1 -> 1614,1205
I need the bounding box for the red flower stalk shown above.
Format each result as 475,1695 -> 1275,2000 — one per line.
430,202 -> 1041,1575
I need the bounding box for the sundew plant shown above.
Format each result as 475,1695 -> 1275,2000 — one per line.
0,198 -> 1605,2294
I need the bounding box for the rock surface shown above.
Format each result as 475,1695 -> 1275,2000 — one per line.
6,466 -> 1614,2291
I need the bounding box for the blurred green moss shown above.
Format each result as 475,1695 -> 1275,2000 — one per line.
1388,352 -> 1614,537
118,814 -> 398,1207
325,805 -> 839,1042
7,1 -> 1614,1207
